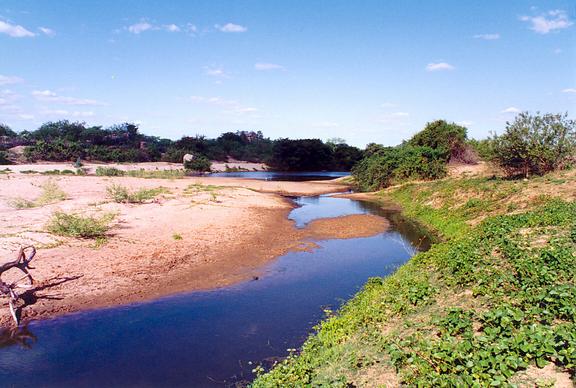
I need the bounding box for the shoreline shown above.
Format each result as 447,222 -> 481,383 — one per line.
0,173 -> 387,326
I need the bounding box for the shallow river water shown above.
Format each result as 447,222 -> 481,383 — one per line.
0,191 -> 430,387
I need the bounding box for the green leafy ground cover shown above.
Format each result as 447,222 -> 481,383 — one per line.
253,171 -> 575,387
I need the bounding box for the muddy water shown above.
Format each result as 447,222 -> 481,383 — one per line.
0,195 -> 430,387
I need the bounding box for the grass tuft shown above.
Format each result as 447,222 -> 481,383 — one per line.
46,211 -> 115,239
106,184 -> 168,203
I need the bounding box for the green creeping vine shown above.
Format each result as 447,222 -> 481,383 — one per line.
253,199 -> 575,387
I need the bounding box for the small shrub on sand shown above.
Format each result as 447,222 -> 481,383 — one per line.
125,169 -> 185,179
106,184 -> 167,203
96,166 -> 125,176
36,180 -> 67,205
172,233 -> 183,240
10,180 -> 67,209
47,211 -> 115,239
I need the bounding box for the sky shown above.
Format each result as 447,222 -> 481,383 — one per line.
0,0 -> 575,147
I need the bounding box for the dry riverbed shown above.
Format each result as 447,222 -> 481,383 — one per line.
0,171 -> 388,325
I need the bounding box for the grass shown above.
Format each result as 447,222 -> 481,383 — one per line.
184,183 -> 226,203
106,183 -> 169,203
172,233 -> 183,240
96,166 -> 186,179
253,171 -> 576,387
46,211 -> 115,239
10,180 -> 67,209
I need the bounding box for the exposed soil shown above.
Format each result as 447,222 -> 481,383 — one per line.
0,171 -> 387,325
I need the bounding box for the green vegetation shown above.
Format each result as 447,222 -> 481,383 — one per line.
46,211 -> 115,239
352,120 -> 475,191
172,233 -> 183,240
10,180 -> 67,209
253,172 -> 576,387
491,112 -> 575,178
95,166 -> 186,179
183,154 -> 212,172
106,184 -> 168,203
7,121 -> 362,172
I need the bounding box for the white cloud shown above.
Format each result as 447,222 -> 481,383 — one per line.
190,95 -> 257,115
40,109 -> 95,118
380,102 -> 397,108
204,67 -> 229,78
32,90 -> 105,106
127,22 -> 154,34
18,114 -> 34,120
42,109 -> 93,117
520,10 -> 573,34
501,107 -> 521,114
215,23 -> 247,33
562,88 -> 576,93
0,20 -> 35,37
313,122 -> 340,128
426,62 -> 455,72
164,24 -> 180,32
39,27 -> 55,36
474,33 -> 500,40
254,63 -> 285,71
379,112 -> 410,124
456,120 -> 474,126
0,75 -> 23,86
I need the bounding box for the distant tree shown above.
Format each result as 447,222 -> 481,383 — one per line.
492,112 -> 576,177
332,143 -> 363,170
268,139 -> 334,171
32,120 -> 86,142
0,123 -> 17,138
184,154 -> 212,172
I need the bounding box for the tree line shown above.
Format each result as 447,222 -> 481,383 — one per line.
0,121 -> 363,171
1,112 -> 573,182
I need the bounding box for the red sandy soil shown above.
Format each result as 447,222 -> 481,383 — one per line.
0,171 -> 388,325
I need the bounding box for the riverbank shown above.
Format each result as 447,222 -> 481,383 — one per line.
0,172 -> 380,325
253,169 -> 576,387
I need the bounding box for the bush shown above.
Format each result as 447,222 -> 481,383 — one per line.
24,139 -> 83,162
106,184 -> 167,203
0,151 -> 11,165
353,145 -> 446,191
95,166 -> 125,176
46,211 -> 114,239
467,138 -> 495,161
184,155 -> 212,172
10,180 -> 67,209
409,120 -> 474,163
492,112 -> 576,177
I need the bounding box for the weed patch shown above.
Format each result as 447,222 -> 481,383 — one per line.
46,211 -> 115,239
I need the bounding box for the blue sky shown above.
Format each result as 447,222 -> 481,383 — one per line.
0,0 -> 574,147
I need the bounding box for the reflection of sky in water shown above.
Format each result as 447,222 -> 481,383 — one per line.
0,195 -> 430,387
208,171 -> 349,181
289,194 -> 367,227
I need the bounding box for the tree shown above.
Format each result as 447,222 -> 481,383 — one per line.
409,120 -> 470,162
0,123 -> 17,138
492,112 -> 576,177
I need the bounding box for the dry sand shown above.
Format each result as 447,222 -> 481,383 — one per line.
0,170 -> 387,325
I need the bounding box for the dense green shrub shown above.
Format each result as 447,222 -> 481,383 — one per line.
0,151 -> 11,165
492,112 -> 576,177
353,145 -> 446,191
184,155 -> 212,172
24,139 -> 84,161
95,166 -> 125,176
409,120 -> 476,163
268,139 -> 334,171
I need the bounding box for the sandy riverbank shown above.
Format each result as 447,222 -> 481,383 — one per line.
0,172 -> 387,325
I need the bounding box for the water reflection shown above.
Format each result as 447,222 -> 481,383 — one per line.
208,171 -> 349,181
0,325 -> 36,350
0,195 -> 430,387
